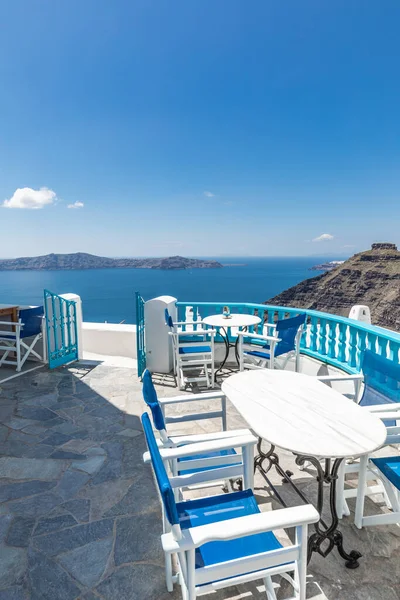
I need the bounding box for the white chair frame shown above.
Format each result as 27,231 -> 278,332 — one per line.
144,435 -> 319,599
238,323 -> 304,373
148,389 -> 256,489
337,404 -> 400,527
169,328 -> 216,390
0,319 -> 44,372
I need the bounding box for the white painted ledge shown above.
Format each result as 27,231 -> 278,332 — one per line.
82,322 -> 137,359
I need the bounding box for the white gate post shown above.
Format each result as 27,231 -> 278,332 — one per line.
144,296 -> 177,373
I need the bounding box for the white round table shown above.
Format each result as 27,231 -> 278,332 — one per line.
202,313 -> 261,375
222,369 -> 386,568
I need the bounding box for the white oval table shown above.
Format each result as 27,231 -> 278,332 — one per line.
202,313 -> 261,376
222,369 -> 387,568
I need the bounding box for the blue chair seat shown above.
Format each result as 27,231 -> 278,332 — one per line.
245,349 -> 272,360
177,448 -> 239,475
177,489 -> 282,569
371,456 -> 400,491
179,345 -> 211,355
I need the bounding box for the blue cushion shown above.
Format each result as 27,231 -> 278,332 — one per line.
142,370 -> 166,431
245,349 -> 271,360
0,334 -> 16,340
371,456 -> 400,491
177,489 -> 282,569
179,345 -> 211,355
178,448 -> 239,475
141,413 -> 179,525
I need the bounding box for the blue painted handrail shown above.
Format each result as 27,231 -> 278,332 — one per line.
176,301 -> 400,374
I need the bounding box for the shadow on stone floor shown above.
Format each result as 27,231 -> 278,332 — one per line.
1,364 -> 400,600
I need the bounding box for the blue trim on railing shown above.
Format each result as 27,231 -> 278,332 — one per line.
175,301 -> 400,375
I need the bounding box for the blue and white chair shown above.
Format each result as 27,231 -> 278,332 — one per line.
238,313 -> 306,373
142,412 -> 319,600
165,309 -> 215,389
0,307 -> 44,372
334,351 -> 400,524
142,369 -> 255,485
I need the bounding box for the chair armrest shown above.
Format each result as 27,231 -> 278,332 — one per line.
158,391 -> 225,405
143,433 -> 256,463
237,331 -> 281,343
317,374 -> 364,383
162,504 -> 319,552
362,404 -> 400,414
169,428 -> 251,446
173,330 -> 216,338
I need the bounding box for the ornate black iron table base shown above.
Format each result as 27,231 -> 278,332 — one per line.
254,438 -> 362,568
213,326 -> 240,378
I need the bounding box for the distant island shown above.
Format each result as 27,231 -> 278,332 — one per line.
0,253 -> 223,271
266,243 -> 400,331
310,260 -> 345,272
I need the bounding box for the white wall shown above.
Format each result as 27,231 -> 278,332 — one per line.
82,322 -> 137,359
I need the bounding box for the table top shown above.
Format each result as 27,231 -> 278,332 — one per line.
222,370 -> 386,459
202,313 -> 261,328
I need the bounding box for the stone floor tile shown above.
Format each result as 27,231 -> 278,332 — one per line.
4,417 -> 37,431
0,545 -> 27,589
61,499 -> 91,523
0,514 -> 12,542
0,586 -> 28,600
114,512 -> 162,566
27,547 -> 81,600
96,564 -> 169,600
51,451 -> 87,460
60,439 -> 95,454
58,537 -> 113,587
34,514 -> 78,536
7,493 -> 63,518
0,480 -> 57,502
57,470 -> 90,501
104,474 -> 158,518
0,458 -> 65,480
17,406 -> 56,422
33,518 -> 114,557
0,424 -> 8,443
71,455 -> 106,475
117,429 -> 142,438
84,479 -> 133,520
40,432 -> 72,446
6,517 -> 36,547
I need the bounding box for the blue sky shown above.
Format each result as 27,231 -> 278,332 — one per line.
1,1 -> 399,257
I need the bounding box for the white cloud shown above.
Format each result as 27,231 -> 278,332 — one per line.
3,187 -> 57,209
312,233 -> 334,242
67,201 -> 84,209
204,191 -> 215,197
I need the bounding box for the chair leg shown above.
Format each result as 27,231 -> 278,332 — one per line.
336,460 -> 346,519
264,576 -> 278,600
16,341 -> 22,372
354,454 -> 368,529
165,552 -> 174,592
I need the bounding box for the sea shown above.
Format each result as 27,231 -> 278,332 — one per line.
0,257 -> 340,324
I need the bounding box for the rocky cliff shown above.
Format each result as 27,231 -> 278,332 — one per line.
0,253 -> 223,270
266,243 -> 400,331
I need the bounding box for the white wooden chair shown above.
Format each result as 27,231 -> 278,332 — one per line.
238,313 -> 306,373
142,369 -> 255,487
165,310 -> 215,389
142,411 -> 319,600
328,350 -> 400,525
0,307 -> 44,372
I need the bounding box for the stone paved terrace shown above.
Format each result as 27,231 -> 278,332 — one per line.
0,362 -> 399,600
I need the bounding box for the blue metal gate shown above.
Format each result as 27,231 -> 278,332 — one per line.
44,290 -> 78,369
135,292 -> 146,377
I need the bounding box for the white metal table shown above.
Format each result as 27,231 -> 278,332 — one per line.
222,369 -> 386,568
202,313 -> 261,375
